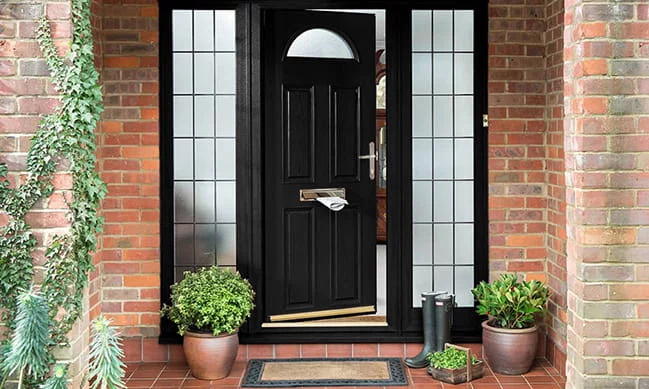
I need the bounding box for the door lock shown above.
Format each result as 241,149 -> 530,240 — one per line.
358,141 -> 376,180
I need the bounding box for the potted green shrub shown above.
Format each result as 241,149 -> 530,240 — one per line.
471,274 -> 549,374
162,266 -> 255,380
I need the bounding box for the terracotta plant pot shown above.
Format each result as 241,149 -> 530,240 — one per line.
183,330 -> 239,380
481,320 -> 538,375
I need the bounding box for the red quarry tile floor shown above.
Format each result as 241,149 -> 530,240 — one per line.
124,344 -> 566,389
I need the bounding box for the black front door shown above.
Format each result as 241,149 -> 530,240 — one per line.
264,10 -> 377,321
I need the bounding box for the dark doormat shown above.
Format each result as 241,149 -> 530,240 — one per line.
241,357 -> 408,387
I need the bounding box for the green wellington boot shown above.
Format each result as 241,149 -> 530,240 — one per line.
404,291 -> 447,368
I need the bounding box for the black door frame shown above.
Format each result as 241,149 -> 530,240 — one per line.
158,0 -> 488,344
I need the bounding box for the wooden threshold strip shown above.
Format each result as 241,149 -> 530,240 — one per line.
262,321 -> 388,328
268,305 -> 376,322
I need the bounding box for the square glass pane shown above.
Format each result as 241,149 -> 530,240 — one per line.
174,224 -> 194,265
172,10 -> 192,52
454,11 -> 474,51
433,53 -> 453,95
194,53 -> 215,95
194,96 -> 215,138
216,53 -> 236,94
433,96 -> 453,137
433,224 -> 453,265
412,181 -> 433,223
434,139 -> 453,180
433,11 -> 453,52
216,95 -> 236,138
434,181 -> 453,222
173,96 -> 193,138
173,53 -> 193,94
412,266 -> 432,307
412,96 -> 433,138
193,10 -> 214,51
215,139 -> 236,180
455,224 -> 474,264
412,53 -> 432,95
454,96 -> 473,137
174,182 -> 194,223
195,224 -> 216,265
194,139 -> 215,180
412,11 -> 432,52
454,139 -> 474,180
216,224 -> 236,266
455,266 -> 474,307
455,181 -> 474,222
215,11 -> 236,52
454,53 -> 473,94
413,224 -> 433,265
194,182 -> 215,223
433,266 -> 453,294
413,139 -> 433,180
174,139 -> 193,180
216,182 -> 236,223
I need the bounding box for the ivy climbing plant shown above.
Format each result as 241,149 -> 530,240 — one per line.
0,0 -> 107,384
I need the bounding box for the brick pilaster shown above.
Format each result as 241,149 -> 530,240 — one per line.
564,1 -> 649,387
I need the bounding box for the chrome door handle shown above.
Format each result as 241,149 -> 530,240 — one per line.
358,141 -> 376,180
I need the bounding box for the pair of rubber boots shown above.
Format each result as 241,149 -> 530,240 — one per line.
404,291 -> 454,368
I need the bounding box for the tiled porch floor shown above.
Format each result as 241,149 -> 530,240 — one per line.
124,345 -> 566,389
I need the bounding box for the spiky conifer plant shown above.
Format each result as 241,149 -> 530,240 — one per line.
87,315 -> 127,389
40,364 -> 68,389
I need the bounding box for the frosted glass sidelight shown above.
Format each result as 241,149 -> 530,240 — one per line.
193,11 -> 214,51
194,96 -> 215,137
194,182 -> 215,223
455,181 -> 474,222
174,139 -> 194,180
173,96 -> 193,137
433,96 -> 453,138
216,53 -> 236,94
434,266 -> 453,294
412,96 -> 433,138
412,11 -> 432,52
434,181 -> 453,222
194,53 -> 215,94
433,224 -> 453,264
172,10 -> 193,52
215,139 -> 236,180
413,139 -> 433,180
194,224 -> 216,265
454,11 -> 474,52
455,224 -> 474,264
434,139 -> 453,180
216,96 -> 236,138
433,53 -> 453,95
194,139 -> 215,180
454,53 -> 473,95
215,11 -> 236,51
173,53 -> 193,94
413,224 -> 433,265
412,181 -> 433,223
433,11 -> 453,52
174,224 -> 194,264
174,182 -> 194,223
454,139 -> 474,180
216,224 -> 236,266
216,182 -> 236,223
413,267 -> 433,307
454,96 -> 474,137
455,266 -> 474,307
412,53 -> 432,95
286,28 -> 355,59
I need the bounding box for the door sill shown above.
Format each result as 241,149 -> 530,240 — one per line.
262,314 -> 388,328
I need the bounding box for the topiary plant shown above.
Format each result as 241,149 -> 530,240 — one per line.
472,273 -> 550,329
161,266 -> 255,336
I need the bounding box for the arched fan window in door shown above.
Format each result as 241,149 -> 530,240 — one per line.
286,28 -> 356,60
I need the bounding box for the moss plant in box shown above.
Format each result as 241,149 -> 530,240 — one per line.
162,266 -> 255,380
426,348 -> 478,370
472,274 -> 550,374
424,345 -> 483,384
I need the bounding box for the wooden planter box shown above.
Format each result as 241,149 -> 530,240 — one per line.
427,344 -> 484,385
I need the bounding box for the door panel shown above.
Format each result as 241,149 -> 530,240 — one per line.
264,10 -> 376,320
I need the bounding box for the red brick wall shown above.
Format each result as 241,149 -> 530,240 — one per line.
564,0 -> 649,387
